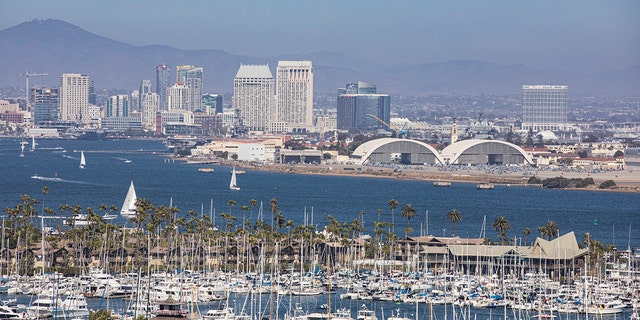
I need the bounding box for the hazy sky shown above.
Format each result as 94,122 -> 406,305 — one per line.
1,0 -> 639,72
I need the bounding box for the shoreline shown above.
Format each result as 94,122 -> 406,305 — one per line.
184,157 -> 640,193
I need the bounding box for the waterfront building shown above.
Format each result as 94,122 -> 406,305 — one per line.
522,85 -> 568,131
336,81 -> 390,131
59,73 -> 91,122
141,92 -> 159,131
202,93 -> 223,115
166,84 -> 187,110
233,64 -> 274,132
139,80 -> 152,111
130,90 -> 139,112
237,143 -> 267,162
275,61 -> 313,133
156,65 -> 171,111
31,87 -> 58,123
101,116 -> 142,131
105,95 -> 129,118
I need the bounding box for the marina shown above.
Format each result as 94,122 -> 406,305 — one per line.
0,138 -> 639,319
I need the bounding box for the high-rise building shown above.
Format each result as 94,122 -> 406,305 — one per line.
59,73 -> 91,122
106,95 -> 129,118
276,61 -> 313,133
139,80 -> 152,111
167,83 -> 187,110
336,81 -> 390,131
176,65 -> 194,84
141,92 -> 159,131
31,87 -> 58,123
202,93 -> 223,115
185,67 -> 203,111
233,65 -> 274,131
156,65 -> 170,111
522,85 -> 568,131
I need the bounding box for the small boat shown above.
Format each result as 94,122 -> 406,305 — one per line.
120,180 -> 137,218
433,180 -> 451,187
477,182 -> 494,190
229,167 -> 240,190
79,151 -> 86,169
198,167 -> 214,173
234,169 -> 246,174
124,159 -> 132,163
30,136 -> 36,152
64,214 -> 91,227
19,140 -> 26,157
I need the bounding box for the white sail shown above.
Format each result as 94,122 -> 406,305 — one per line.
79,151 -> 86,169
229,167 -> 240,190
120,180 -> 137,218
31,136 -> 35,152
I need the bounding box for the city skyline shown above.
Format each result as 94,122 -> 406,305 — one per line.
1,1 -> 638,74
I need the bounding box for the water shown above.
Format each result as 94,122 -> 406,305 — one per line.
1,138 -> 639,249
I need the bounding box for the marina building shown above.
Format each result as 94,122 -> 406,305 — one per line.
275,61 -> 313,133
233,64 -> 274,132
522,85 -> 568,131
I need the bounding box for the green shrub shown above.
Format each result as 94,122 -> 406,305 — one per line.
528,176 -> 542,184
599,180 -> 616,189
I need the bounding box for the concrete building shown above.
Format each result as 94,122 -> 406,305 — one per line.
522,85 -> 568,131
233,65 -> 274,131
276,61 -> 313,133
337,81 -> 390,131
237,143 -> 267,162
167,84 -> 187,110
141,92 -> 159,131
59,73 -> 91,122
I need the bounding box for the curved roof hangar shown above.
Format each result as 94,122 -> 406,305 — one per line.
441,139 -> 533,165
351,138 -> 445,165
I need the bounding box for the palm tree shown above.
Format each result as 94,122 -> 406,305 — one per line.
446,209 -> 462,236
270,198 -> 278,229
41,186 -> 49,217
401,204 -> 417,237
522,227 -> 532,245
388,199 -> 398,234
538,220 -> 559,240
492,216 -> 510,245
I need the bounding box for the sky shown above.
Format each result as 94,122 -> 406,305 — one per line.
1,0 -> 639,73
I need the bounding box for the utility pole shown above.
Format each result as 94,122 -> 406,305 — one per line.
20,71 -> 48,109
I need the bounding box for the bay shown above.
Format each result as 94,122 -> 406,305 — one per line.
1,138 -> 638,249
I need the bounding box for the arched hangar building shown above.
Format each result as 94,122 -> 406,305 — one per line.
352,138 -> 533,166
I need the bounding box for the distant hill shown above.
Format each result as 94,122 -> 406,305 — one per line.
0,19 -> 638,96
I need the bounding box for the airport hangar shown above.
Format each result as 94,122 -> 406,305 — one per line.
351,138 -> 534,166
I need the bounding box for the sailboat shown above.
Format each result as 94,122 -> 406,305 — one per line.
120,181 -> 137,218
230,167 -> 240,190
79,151 -> 86,169
30,136 -> 36,152
19,139 -> 26,157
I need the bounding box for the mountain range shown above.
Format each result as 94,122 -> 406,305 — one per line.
0,19 -> 638,97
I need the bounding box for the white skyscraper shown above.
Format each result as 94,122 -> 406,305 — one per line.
522,85 -> 568,131
233,64 -> 274,131
59,73 -> 91,122
141,92 -> 159,131
276,61 -> 313,133
167,83 -> 187,110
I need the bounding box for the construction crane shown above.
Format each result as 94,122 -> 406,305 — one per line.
367,114 -> 399,137
20,71 -> 48,108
